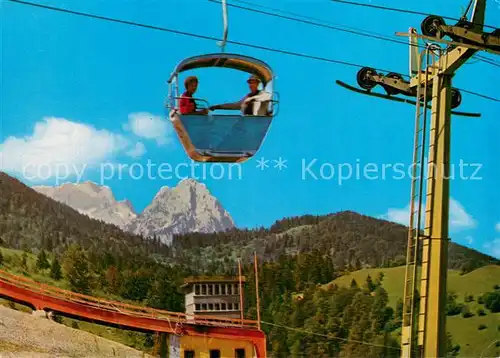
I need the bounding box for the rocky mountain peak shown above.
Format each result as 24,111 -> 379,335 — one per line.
33,181 -> 137,229
32,178 -> 234,245
125,179 -> 234,245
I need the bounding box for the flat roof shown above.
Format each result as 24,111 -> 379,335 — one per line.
180,276 -> 246,288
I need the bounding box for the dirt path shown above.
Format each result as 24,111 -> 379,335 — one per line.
0,306 -> 155,357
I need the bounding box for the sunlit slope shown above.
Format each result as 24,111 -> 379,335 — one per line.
328,265 -> 500,357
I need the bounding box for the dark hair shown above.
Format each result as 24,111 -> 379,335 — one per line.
184,76 -> 198,88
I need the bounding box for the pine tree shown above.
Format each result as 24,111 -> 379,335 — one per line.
50,257 -> 62,280
21,252 -> 28,270
62,244 -> 92,294
36,250 -> 50,270
104,266 -> 118,293
350,278 -> 358,288
364,274 -> 376,292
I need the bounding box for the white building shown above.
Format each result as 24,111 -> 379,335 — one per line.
180,276 -> 245,319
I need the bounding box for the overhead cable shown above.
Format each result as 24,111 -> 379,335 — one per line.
5,0 -> 401,74
7,0 -> 499,102
210,0 -> 499,68
329,0 -> 499,30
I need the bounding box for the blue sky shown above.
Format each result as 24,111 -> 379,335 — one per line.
1,0 -> 499,258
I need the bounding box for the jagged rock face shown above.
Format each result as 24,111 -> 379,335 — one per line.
125,178 -> 235,244
32,178 -> 235,245
33,181 -> 137,229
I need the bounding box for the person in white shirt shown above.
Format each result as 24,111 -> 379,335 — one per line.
209,75 -> 272,116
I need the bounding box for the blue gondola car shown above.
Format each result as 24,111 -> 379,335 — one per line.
166,53 -> 278,163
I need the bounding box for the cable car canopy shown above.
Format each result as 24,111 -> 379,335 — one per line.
168,53 -> 274,87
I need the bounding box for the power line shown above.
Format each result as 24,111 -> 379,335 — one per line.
211,0 -> 500,68
474,54 -> 500,67
4,0 -> 399,73
458,88 -> 500,102
329,0 -> 499,30
261,321 -> 400,351
208,0 -> 413,48
7,0 -> 499,103
210,0 -> 500,100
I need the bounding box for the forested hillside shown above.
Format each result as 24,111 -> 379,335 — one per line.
171,211 -> 498,274
0,172 -> 172,259
1,171 -> 499,357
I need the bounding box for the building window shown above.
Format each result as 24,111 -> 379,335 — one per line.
235,348 -> 245,358
185,350 -> 195,358
234,284 -> 239,295
210,350 -> 221,358
228,303 -> 233,310
215,303 -> 220,310
215,284 -> 220,295
208,303 -> 214,310
201,285 -> 206,295
208,285 -> 213,295
234,303 -> 239,310
195,284 -> 200,295
221,303 -> 226,310
227,284 -> 231,295
195,304 -> 201,311
221,285 -> 226,295
202,303 -> 207,310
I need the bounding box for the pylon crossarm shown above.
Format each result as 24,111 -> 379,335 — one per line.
396,32 -> 500,56
409,45 -> 476,87
440,25 -> 500,49
335,80 -> 481,117
370,74 -> 411,94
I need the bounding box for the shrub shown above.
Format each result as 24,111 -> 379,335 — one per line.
482,291 -> 500,313
461,305 -> 474,318
464,294 -> 474,302
446,292 -> 463,316
476,308 -> 486,316
478,324 -> 487,330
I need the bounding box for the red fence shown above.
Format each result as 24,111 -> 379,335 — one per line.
0,269 -> 266,357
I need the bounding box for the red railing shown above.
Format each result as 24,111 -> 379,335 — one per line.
0,269 -> 259,329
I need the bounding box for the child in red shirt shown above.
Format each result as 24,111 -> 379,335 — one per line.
179,76 -> 208,115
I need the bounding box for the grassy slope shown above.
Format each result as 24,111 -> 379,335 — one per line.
328,265 -> 500,358
0,247 -> 154,355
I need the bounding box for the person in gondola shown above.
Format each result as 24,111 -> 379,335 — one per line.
179,76 -> 209,115
208,75 -> 272,116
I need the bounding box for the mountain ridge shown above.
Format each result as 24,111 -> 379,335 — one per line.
1,171 -> 497,270
32,178 -> 235,244
33,181 -> 137,229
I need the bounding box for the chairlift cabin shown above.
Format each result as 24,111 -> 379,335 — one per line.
167,53 -> 278,163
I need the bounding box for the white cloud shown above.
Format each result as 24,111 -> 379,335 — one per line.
464,236 -> 474,245
382,206 -> 414,226
449,199 -> 477,230
124,112 -> 173,146
380,197 -> 476,232
0,117 -> 129,182
483,238 -> 500,259
126,142 -> 146,158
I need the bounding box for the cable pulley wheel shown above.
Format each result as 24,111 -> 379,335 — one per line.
421,15 -> 446,38
382,72 -> 403,95
451,88 -> 462,109
356,67 -> 378,90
